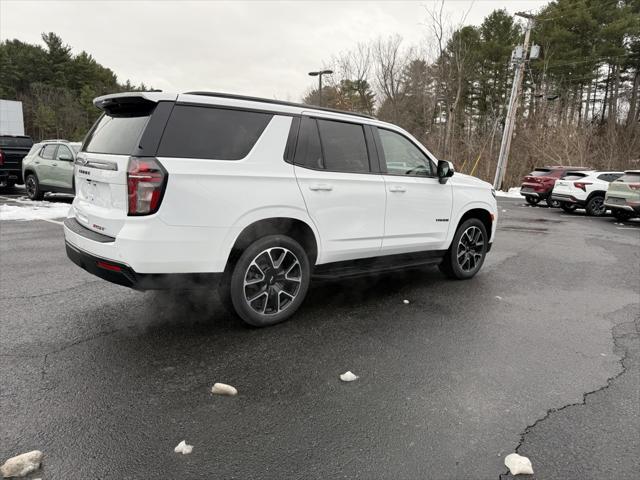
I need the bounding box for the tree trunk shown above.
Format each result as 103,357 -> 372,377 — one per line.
626,69 -> 639,128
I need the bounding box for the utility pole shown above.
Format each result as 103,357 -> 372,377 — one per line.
493,12 -> 535,190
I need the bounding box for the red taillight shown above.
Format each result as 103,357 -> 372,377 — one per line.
0,150 -> 4,166
96,260 -> 122,272
574,182 -> 592,191
628,183 -> 640,191
127,157 -> 167,216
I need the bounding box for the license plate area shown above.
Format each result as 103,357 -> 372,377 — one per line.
608,197 -> 625,205
79,179 -> 111,208
521,187 -> 534,193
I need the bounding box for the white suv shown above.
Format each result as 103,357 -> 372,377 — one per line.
551,170 -> 624,216
64,92 -> 497,326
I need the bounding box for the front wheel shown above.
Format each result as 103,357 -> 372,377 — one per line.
525,196 -> 540,205
560,202 -> 578,213
585,195 -> 606,216
25,174 -> 45,200
439,218 -> 488,280
222,235 -> 311,327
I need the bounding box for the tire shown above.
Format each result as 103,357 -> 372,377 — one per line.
222,234 -> 311,327
612,210 -> 633,222
525,196 -> 540,205
546,196 -> 561,208
25,174 -> 45,200
439,218 -> 488,280
560,202 -> 578,213
585,195 -> 606,216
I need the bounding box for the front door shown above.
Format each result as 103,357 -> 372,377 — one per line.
375,127 -> 453,254
51,144 -> 75,190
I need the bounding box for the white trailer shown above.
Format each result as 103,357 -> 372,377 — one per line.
0,99 -> 25,136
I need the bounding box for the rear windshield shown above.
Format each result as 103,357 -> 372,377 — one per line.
617,173 -> 640,183
529,169 -> 553,176
157,105 -> 273,160
0,136 -> 33,148
84,113 -> 151,155
562,172 -> 588,180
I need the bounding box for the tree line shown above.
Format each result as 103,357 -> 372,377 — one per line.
0,33 -> 148,141
304,0 -> 639,187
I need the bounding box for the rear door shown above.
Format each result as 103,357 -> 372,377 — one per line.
374,127 -> 452,253
73,97 -> 169,237
37,144 -> 58,186
51,144 -> 76,189
293,116 -> 386,263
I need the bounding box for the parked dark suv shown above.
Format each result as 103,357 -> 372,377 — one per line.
0,135 -> 33,188
520,166 -> 591,207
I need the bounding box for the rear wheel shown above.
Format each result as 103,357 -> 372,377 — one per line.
25,174 -> 45,200
222,234 -> 311,327
585,195 -> 606,216
560,202 -> 578,213
546,196 -> 561,208
525,196 -> 540,205
612,210 -> 633,222
439,218 -> 488,280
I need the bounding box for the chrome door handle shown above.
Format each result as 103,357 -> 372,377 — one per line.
309,184 -> 333,191
389,186 -> 407,193
52,163 -> 58,166
34,161 -> 40,164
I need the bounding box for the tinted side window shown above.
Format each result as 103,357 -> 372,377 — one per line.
317,119 -> 370,173
41,144 -> 57,159
293,117 -> 323,169
378,128 -> 434,176
158,105 -> 273,160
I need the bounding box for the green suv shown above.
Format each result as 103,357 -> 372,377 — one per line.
22,140 -> 81,200
604,170 -> 640,221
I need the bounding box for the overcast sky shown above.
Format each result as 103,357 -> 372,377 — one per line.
1,0 -> 547,101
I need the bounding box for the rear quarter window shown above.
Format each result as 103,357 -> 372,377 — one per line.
157,105 -> 273,160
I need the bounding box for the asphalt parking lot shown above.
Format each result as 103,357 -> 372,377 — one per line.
1,192 -> 638,479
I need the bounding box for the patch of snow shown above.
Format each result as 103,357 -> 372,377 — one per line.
0,450 -> 43,477
403,299 -> 410,304
495,187 -> 523,199
211,382 -> 238,396
504,453 -> 534,475
174,440 -> 193,455
0,198 -> 70,221
495,296 -> 503,300
340,371 -> 358,382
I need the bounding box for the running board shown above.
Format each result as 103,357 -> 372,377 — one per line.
312,250 -> 446,280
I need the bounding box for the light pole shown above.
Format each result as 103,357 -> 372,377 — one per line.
308,69 -> 333,107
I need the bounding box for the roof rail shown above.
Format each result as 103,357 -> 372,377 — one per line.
183,91 -> 375,119
41,139 -> 70,143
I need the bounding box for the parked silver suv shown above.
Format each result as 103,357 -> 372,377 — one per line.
22,140 -> 81,200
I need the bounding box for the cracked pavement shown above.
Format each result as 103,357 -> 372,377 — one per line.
1,195 -> 639,479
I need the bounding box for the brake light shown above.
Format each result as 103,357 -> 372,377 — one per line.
629,183 -> 640,191
127,157 -> 168,216
0,150 -> 4,166
574,182 -> 592,191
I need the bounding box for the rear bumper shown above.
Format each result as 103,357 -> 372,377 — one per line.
604,202 -> 640,213
551,193 -> 585,206
65,241 -> 221,290
0,169 -> 22,184
520,187 -> 551,199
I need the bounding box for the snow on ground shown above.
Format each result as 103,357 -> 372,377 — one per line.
495,187 -> 522,199
0,197 -> 71,221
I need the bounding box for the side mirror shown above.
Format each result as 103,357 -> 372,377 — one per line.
59,154 -> 73,162
437,160 -> 455,184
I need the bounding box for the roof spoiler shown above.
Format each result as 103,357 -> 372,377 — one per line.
93,92 -> 178,115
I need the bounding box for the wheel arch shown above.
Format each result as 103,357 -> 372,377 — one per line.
457,208 -> 493,237
586,189 -> 605,202
224,217 -> 319,274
